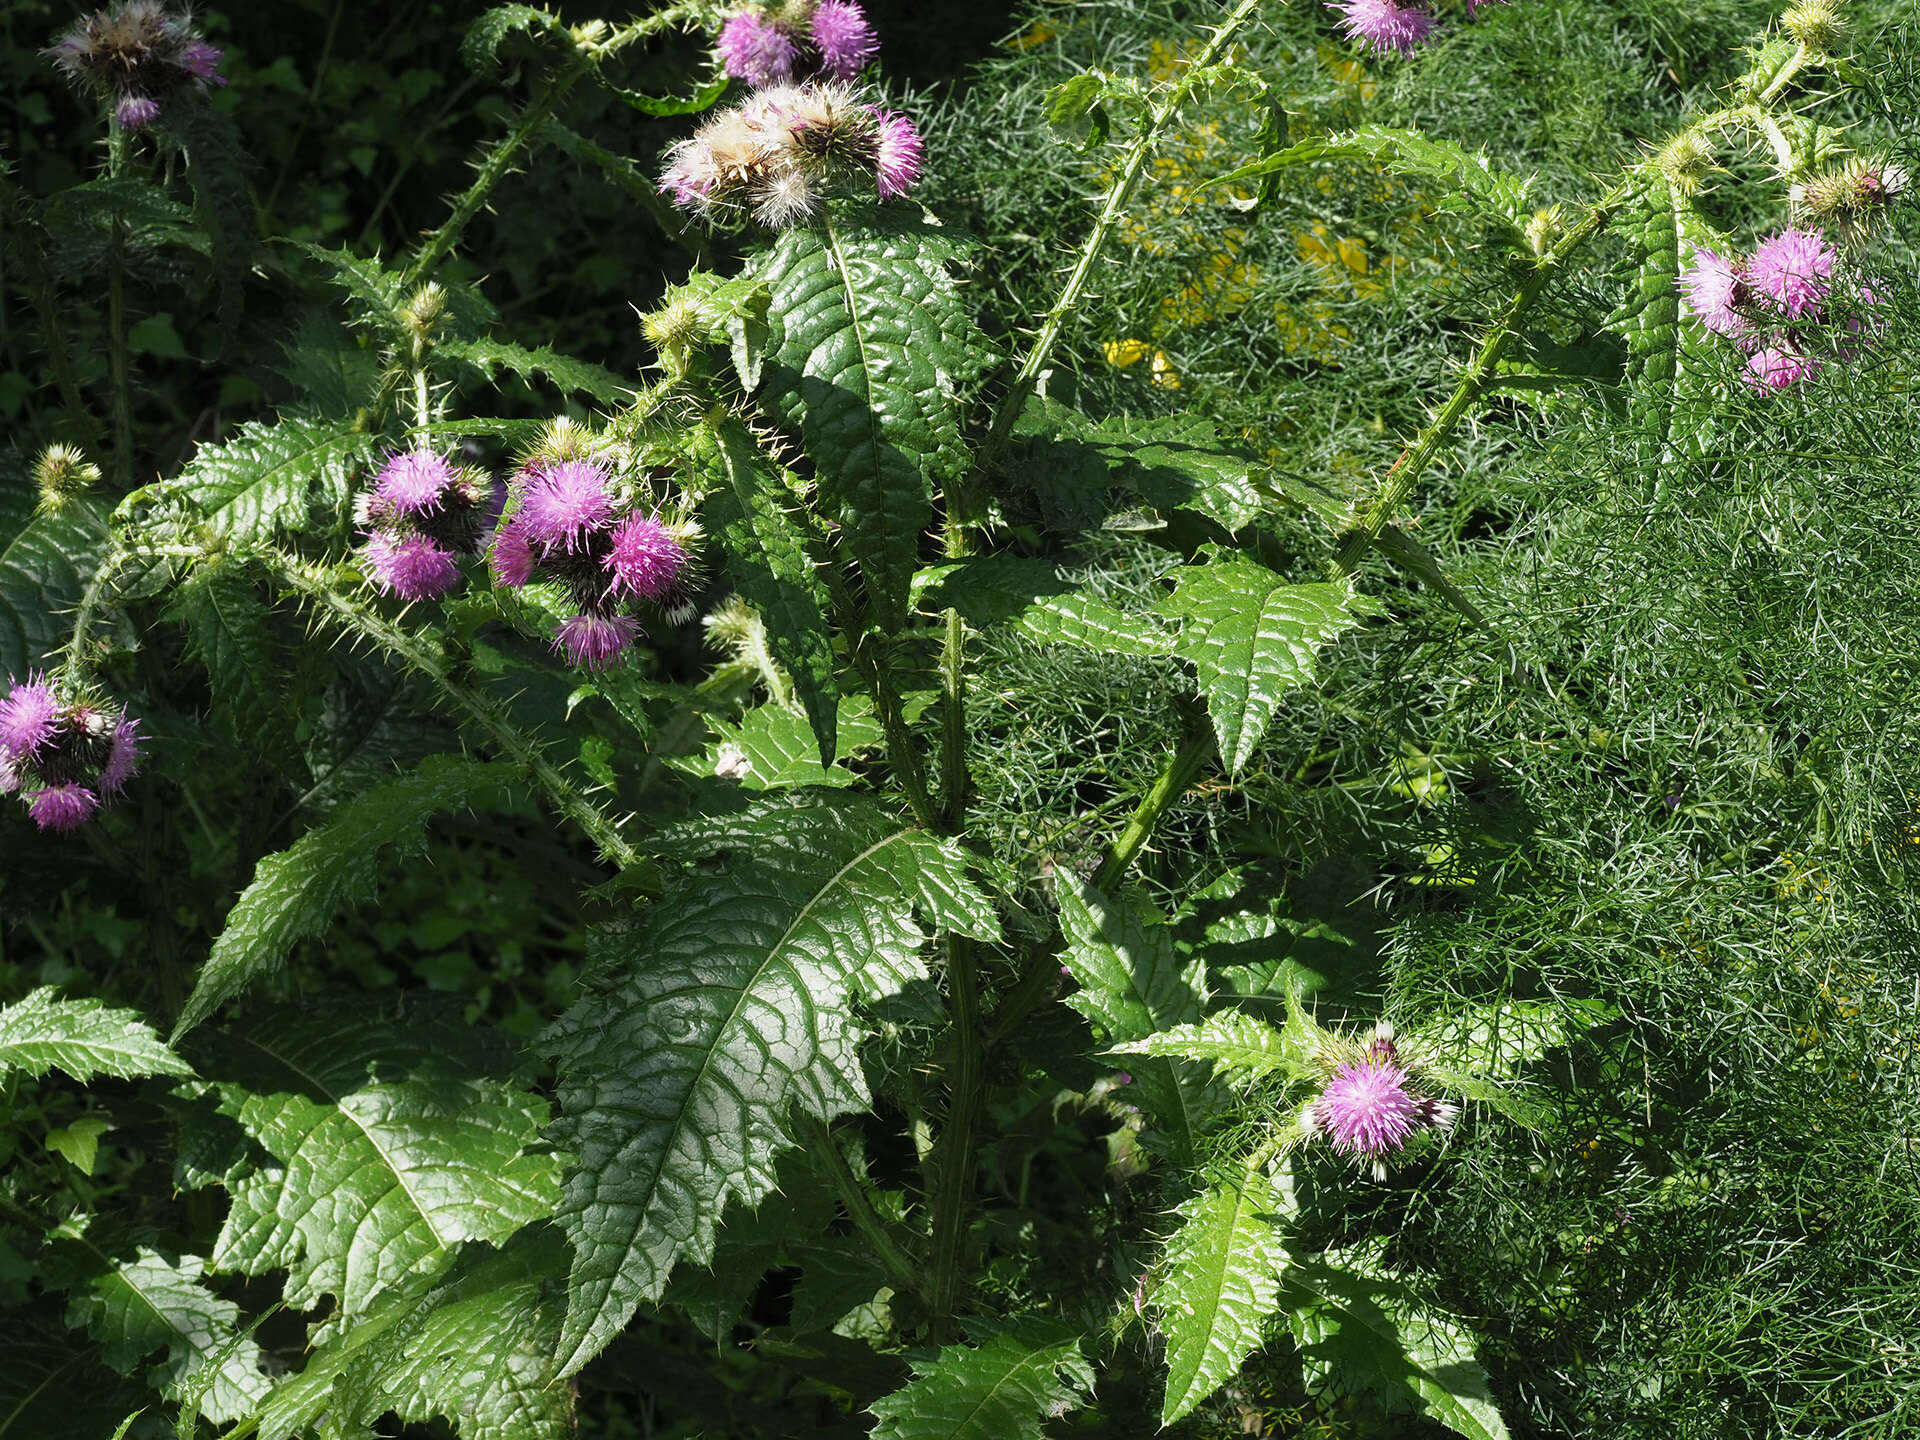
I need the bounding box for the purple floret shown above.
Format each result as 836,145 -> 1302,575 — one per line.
1329,0 -> 1437,55
365,532 -> 462,601
873,111 -> 924,200
1747,227 -> 1836,320
517,460 -> 615,552
373,449 -> 458,518
489,518 -> 538,589
603,515 -> 690,603
97,715 -> 143,796
115,94 -> 161,130
809,0 -> 878,80
717,11 -> 799,87
1678,246 -> 1750,339
554,612 -> 641,670
27,782 -> 99,832
0,675 -> 61,760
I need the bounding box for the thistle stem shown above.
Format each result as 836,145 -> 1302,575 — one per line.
796,1114 -> 926,1302
924,933 -> 981,1340
105,127 -> 133,489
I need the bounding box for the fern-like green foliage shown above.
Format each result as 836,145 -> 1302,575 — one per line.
753,208 -> 995,632
544,796 -> 998,1376
175,756 -> 515,1037
1154,1168 -> 1293,1425
0,496 -> 109,679
0,989 -> 190,1082
1157,549 -> 1368,773
50,1228 -> 270,1424
1285,1252 -> 1510,1440
184,1010 -> 557,1341
1055,875 -> 1218,1158
869,1323 -> 1094,1440
118,417 -> 377,547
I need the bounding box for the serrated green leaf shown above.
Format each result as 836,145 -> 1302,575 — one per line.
275,312 -> 385,419
174,756 -> 512,1038
594,72 -> 730,118
1609,177 -> 1723,459
164,557 -> 289,758
47,1116 -> 111,1174
1055,876 -> 1216,1158
1285,1255 -> 1510,1440
1156,1171 -> 1293,1424
463,4 -> 563,67
209,1017 -> 562,1315
754,209 -> 994,631
1158,555 -> 1365,773
702,418 -> 841,762
870,1323 -> 1093,1440
40,177 -> 210,279
0,989 -> 191,1082
159,99 -> 252,340
687,694 -> 885,790
1093,413 -> 1264,532
288,242 -> 408,340
544,805 -> 994,1375
0,497 -> 110,680
919,554 -> 1174,659
56,1239 -> 269,1424
118,418 -> 376,547
1111,1011 -> 1313,1082
437,336 -> 629,404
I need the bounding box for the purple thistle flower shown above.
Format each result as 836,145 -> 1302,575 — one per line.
373,449 -> 458,518
717,11 -> 799,87
1304,1023 -> 1456,1178
0,675 -> 61,759
873,111 -> 924,200
603,514 -> 691,603
27,782 -> 99,832
115,94 -> 161,130
554,612 -> 641,670
809,0 -> 878,81
97,714 -> 143,796
1742,346 -> 1818,394
517,460 -> 614,552
1329,0 -> 1438,55
489,518 -> 537,589
1678,246 -> 1749,338
364,531 -> 461,601
1747,227 -> 1837,320
178,38 -> 224,84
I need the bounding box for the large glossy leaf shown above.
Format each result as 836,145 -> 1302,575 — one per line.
1156,1170 -> 1294,1424
544,801 -> 997,1375
754,208 -> 993,631
869,1323 -> 1094,1440
1055,876 -> 1216,1159
205,1007 -> 560,1316
1157,551 -> 1366,773
118,418 -> 376,546
1610,176 -> 1724,461
175,756 -> 515,1038
1285,1254 -> 1510,1440
703,417 -> 841,762
0,988 -> 190,1082
0,497 -> 110,680
54,1233 -> 270,1424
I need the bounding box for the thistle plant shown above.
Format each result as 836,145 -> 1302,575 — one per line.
1,0 -> 1916,1437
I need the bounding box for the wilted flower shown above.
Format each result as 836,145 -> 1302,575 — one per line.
1302,1022 -> 1456,1180
0,674 -> 143,831
44,1 -> 226,132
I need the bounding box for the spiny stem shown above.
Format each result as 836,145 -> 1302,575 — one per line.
924,934 -> 982,1340
258,548 -> 643,871
978,0 -> 1267,465
817,564 -> 939,831
1091,705 -> 1215,892
795,1114 -> 926,1302
105,127 -> 133,489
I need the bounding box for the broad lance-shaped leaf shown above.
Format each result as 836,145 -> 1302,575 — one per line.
205,1006 -> 561,1316
0,989 -> 190,1082
545,803 -> 997,1376
1156,1170 -> 1293,1425
1611,176 -> 1723,462
0,496 -> 110,680
1055,875 -> 1217,1159
1285,1254 -> 1510,1440
117,418 -> 377,546
703,417 -> 840,762
175,756 -> 514,1038
753,208 -> 994,632
1158,550 -> 1366,773
257,1230 -> 572,1440
869,1323 -> 1094,1440
1111,1010 -> 1315,1083
54,1236 -> 270,1424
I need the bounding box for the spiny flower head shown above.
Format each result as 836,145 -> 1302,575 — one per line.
33,443 -> 101,516
44,1 -> 226,131
371,448 -> 460,519
717,10 -> 798,86
1302,1022 -> 1456,1179
1742,345 -> 1819,394
364,532 -> 461,601
604,514 -> 695,603
518,460 -> 615,551
355,445 -> 493,604
554,612 -> 642,670
1678,246 -> 1751,338
873,110 -> 924,199
715,1 -> 879,87
1794,156 -> 1909,245
809,0 -> 878,79
1329,0 -> 1438,56
1747,227 -> 1837,320
0,674 -> 144,831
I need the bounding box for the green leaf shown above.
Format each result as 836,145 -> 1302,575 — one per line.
437,336 -> 629,404
118,418 -> 377,547
545,804 -> 995,1375
1158,553 -> 1366,773
686,694 -> 885,790
1156,1170 -> 1293,1424
1285,1255 -> 1510,1440
40,177 -> 209,279
1044,72 -> 1119,149
0,497 -> 110,680
870,1323 -> 1094,1440
0,1303 -> 147,1439
918,555 -> 1174,659
754,209 -> 994,631
1609,177 -> 1723,459
1055,876 -> 1216,1158
287,242 -> 408,341
175,756 -> 513,1038
1110,1010 -> 1314,1083
46,1116 -> 111,1174
0,989 -> 191,1082
163,557 -> 289,758
209,1012 -> 562,1315
160,100 -> 253,340
56,1237 -> 270,1424
463,4 -> 564,68
594,72 -> 731,118
702,417 -> 841,762
1094,413 -> 1265,532
275,311 -> 383,419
